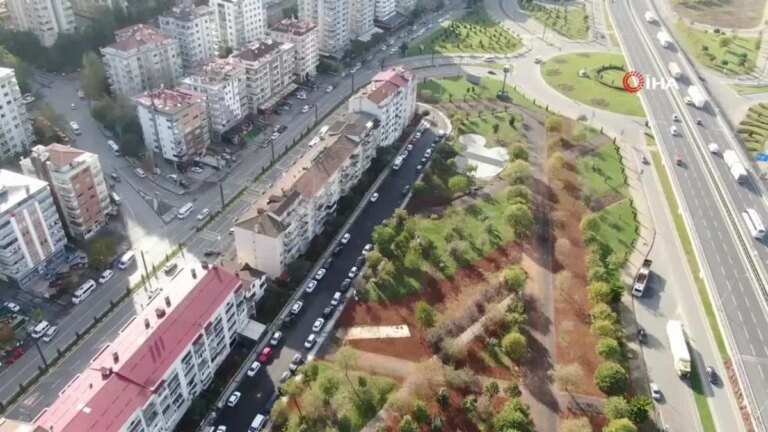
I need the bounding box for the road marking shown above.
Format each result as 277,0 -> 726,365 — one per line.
757,327 -> 765,343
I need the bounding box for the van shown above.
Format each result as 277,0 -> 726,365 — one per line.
248,414 -> 268,431
318,125 -> 329,139
72,279 -> 96,304
42,325 -> 58,342
110,192 -> 122,205
31,321 -> 51,338
118,251 -> 135,269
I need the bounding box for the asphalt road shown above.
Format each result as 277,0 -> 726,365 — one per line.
214,126 -> 437,432
610,0 -> 762,429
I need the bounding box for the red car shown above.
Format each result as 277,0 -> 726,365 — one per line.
5,346 -> 25,365
257,347 -> 273,363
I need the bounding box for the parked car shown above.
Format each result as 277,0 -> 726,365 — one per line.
370,192 -> 379,202
282,314 -> 295,328
323,258 -> 333,269
246,361 -> 261,377
258,347 -> 274,363
363,243 -> 373,254
227,391 -> 241,407
270,132 -> 280,140
326,85 -> 334,92
331,291 -> 342,306
196,208 -> 210,220
340,279 -> 351,292
289,353 -> 305,372
355,256 -> 365,268
406,144 -> 413,151
42,326 -> 58,342
98,269 -> 114,284
304,334 -> 317,349
3,302 -> 20,313
191,166 -> 204,173
322,306 -> 334,318
401,185 -> 411,195
312,318 -> 325,332
341,233 -> 351,244
314,269 -> 326,280
650,383 -> 662,401
348,266 -> 358,278
269,331 -> 283,346
279,371 -> 291,383
4,346 -> 24,364
333,246 -> 343,256
290,301 -> 304,314
706,366 -> 719,384
306,280 -> 318,293
134,168 -> 146,178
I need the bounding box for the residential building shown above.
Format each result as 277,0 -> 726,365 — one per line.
299,0 -> 350,57
33,267 -> 249,432
234,113 -> 379,277
69,0 -> 124,17
133,88 -> 210,167
158,5 -> 217,73
349,0 -> 375,39
6,0 -> 75,46
229,40 -> 297,112
181,59 -> 247,139
211,0 -> 267,50
395,0 -> 415,14
0,170 -> 67,290
267,18 -> 319,81
0,68 -> 33,158
374,0 -> 396,21
101,24 -> 183,97
20,144 -> 112,240
348,67 -> 416,147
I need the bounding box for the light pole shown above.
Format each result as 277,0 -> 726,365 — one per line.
33,339 -> 48,368
500,64 -> 511,100
351,71 -> 356,94
313,104 -> 318,125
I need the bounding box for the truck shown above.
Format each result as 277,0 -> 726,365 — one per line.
657,31 -> 673,48
724,149 -> 748,183
668,62 -> 682,79
687,86 -> 707,108
645,11 -> 657,23
631,259 -> 652,297
666,320 -> 692,378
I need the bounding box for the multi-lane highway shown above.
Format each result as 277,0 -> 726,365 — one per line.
611,0 -> 768,429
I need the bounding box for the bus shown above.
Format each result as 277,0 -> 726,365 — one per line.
107,140 -> 120,155
743,208 -> 766,239
392,155 -> 404,170
177,202 -> 194,219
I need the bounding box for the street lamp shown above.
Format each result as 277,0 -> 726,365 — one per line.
499,64 -> 511,100
313,104 -> 318,125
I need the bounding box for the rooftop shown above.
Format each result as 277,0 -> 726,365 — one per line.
269,18 -> 317,37
185,59 -> 246,86
108,24 -> 173,52
231,39 -> 290,63
236,210 -> 285,238
361,67 -> 413,105
30,143 -> 88,168
133,87 -> 206,116
0,169 -> 49,215
34,267 -> 243,432
159,5 -> 210,23
293,132 -> 358,198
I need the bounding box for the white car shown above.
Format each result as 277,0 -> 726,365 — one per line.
312,318 -> 325,332
270,331 -> 283,346
326,85 -> 334,93
246,361 -> 261,377
196,208 -> 210,220
670,126 -> 679,136
271,132 -> 280,140
134,168 -> 147,178
3,302 -> 20,313
315,268 -> 326,280
406,144 -> 413,151
290,300 -> 304,314
98,269 -> 114,284
415,132 -> 422,139
304,334 -> 317,349
226,391 -> 241,407
370,192 -> 379,202
650,383 -> 662,400
301,105 -> 310,113
191,166 -> 204,173
363,243 -> 373,254
216,426 -> 227,432
306,280 -> 318,293
22,93 -> 35,103
340,233 -> 351,244
296,92 -> 307,100
684,96 -> 693,105
42,326 -> 58,342
708,143 -> 720,153
348,266 -> 358,278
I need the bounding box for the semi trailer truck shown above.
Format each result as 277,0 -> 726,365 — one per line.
666,320 -> 691,378
657,31 -> 673,47
687,86 -> 707,108
724,149 -> 748,183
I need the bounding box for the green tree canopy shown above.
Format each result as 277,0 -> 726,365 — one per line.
603,418 -> 637,432
594,362 -> 628,396
501,331 -> 528,361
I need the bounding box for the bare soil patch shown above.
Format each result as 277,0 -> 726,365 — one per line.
673,0 -> 765,29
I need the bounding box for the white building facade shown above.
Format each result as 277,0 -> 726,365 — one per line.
101,24 -> 183,97
299,0 -> 350,57
181,59 -> 247,139
0,170 -> 67,290
374,0 -> 396,20
267,18 -> 319,81
7,0 -> 76,46
211,0 -> 267,50
396,0 -> 415,14
229,40 -> 296,112
158,6 -> 218,74
0,68 -> 33,158
349,0 -> 375,39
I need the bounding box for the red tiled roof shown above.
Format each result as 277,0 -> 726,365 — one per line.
366,81 -> 399,105
34,268 -> 242,432
43,143 -> 84,167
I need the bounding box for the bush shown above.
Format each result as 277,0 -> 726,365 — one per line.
501,331 -> 528,361
594,361 -> 628,396
596,338 -> 622,361
502,266 -> 528,293
603,396 -> 629,420
444,366 -> 480,391
439,337 -> 468,362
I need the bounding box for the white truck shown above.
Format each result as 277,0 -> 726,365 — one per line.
687,86 -> 707,108
666,320 -> 692,378
645,11 -> 657,23
657,31 -> 673,48
724,149 -> 748,183
668,62 -> 682,79
631,259 -> 652,297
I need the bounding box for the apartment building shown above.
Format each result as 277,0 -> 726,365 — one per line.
0,170 -> 67,290
133,88 -> 210,167
0,68 -> 33,158
6,0 -> 75,46
349,0 -> 375,39
395,0 -> 415,14
34,267 -> 249,432
234,112 -> 379,277
211,0 -> 266,50
267,18 -> 319,81
229,40 -> 296,112
101,24 -> 183,97
349,67 -> 416,147
20,144 -> 112,240
158,5 -> 217,73
181,59 -> 247,139
69,0 -> 124,17
298,0 -> 350,57
374,0 -> 396,21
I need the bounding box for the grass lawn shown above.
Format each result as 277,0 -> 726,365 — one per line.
457,112 -> 524,147
578,143 -> 627,199
523,2 -> 589,40
407,8 -> 522,56
584,199 -> 637,260
738,102 -> 768,155
419,76 -> 541,111
731,84 -> 768,95
675,23 -> 760,75
541,52 -> 645,117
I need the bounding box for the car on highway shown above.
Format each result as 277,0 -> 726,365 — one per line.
312,318 -> 325,332
706,366 -> 719,384
257,347 -> 274,363
290,300 -> 304,314
226,391 -> 241,407
348,266 -> 358,278
650,383 -> 662,401
326,85 -> 334,93
69,121 -> 80,135
269,331 -> 283,346
672,114 -> 680,122
3,302 -> 20,313
134,168 -> 146,178
341,233 -> 351,244
42,326 -> 58,342
306,280 -> 318,293
289,353 -> 305,372
708,143 -> 720,153
301,105 -> 310,113
331,291 -> 342,306
370,192 -> 379,202
98,269 -> 114,284
363,243 -> 373,254
304,334 -> 317,349
191,166 -> 204,173
246,361 -> 261,377
197,208 -> 210,220
670,126 -> 679,136
314,269 -> 326,280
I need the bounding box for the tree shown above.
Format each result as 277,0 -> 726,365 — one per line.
588,281 -> 614,304
448,175 -> 470,194
429,416 -> 444,432
505,203 -> 534,237
415,301 -> 437,331
366,250 -> 383,272
316,370 -> 341,403
591,319 -> 622,340
484,381 -> 500,398
282,5 -> 298,17
372,225 -> 397,257
718,36 -> 732,48
412,400 -> 430,424
560,417 -> 591,432
503,266 -> 527,293
591,303 -> 618,322
596,338 -> 622,361
546,116 -> 563,132
603,418 -> 637,432
493,398 -> 535,431
504,382 -> 522,398
399,41 -> 409,56
334,346 -> 359,393
594,362 -> 628,396
279,378 -> 305,417
508,159 -> 530,184
436,387 -> 450,410
0,323 -> 15,345
550,151 -> 566,170
501,331 -> 528,361
511,144 -> 529,161
603,396 -> 629,420
549,363 -> 583,393
399,415 -> 418,432
87,235 -> 118,269
493,123 -> 500,134
627,396 -> 652,424
506,185 -> 529,204
81,51 -> 108,100
462,395 -> 478,416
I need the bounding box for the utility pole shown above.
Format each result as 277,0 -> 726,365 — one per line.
33,339 -> 48,368
351,71 -> 356,94
313,104 -> 318,125
218,183 -> 225,207
140,250 -> 152,290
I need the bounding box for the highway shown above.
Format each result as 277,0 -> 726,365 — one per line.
610,0 -> 767,429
